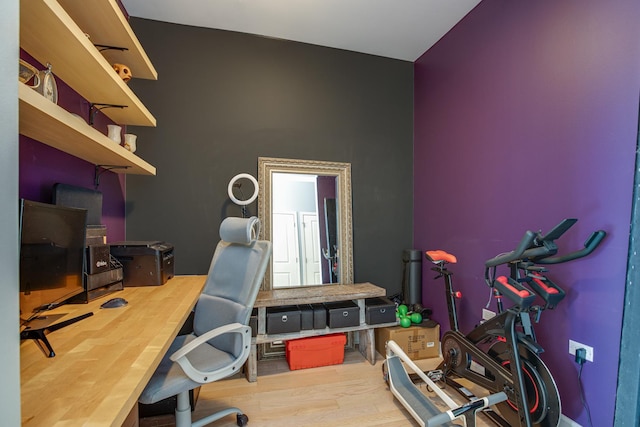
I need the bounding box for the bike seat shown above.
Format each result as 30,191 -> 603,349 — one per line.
425,250 -> 457,264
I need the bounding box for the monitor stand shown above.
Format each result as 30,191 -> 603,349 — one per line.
20,312 -> 94,357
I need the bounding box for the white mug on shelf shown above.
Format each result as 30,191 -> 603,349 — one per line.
124,133 -> 137,153
107,125 -> 122,144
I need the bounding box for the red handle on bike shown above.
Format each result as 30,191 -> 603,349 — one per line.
494,276 -> 537,309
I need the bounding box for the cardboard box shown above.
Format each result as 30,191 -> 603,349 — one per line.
375,321 -> 440,360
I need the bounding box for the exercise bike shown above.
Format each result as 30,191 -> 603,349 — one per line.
425,219 -> 606,427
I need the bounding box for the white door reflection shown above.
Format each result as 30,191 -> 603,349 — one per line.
272,173 -> 327,287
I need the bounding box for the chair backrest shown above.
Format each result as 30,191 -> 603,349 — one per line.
193,216 -> 271,356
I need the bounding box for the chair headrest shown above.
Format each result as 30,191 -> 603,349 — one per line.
220,216 -> 261,244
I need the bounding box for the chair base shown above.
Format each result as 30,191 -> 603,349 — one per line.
175,390 -> 248,427
139,387 -> 200,418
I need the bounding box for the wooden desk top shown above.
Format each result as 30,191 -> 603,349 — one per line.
20,275 -> 206,427
254,282 -> 386,307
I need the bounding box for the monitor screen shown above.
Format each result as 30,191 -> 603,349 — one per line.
19,199 -> 87,325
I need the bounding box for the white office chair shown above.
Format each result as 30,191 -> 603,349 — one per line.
139,216 -> 271,427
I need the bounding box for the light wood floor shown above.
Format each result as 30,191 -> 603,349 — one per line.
140,348 -> 495,427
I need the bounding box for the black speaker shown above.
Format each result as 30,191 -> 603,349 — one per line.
402,249 -> 422,306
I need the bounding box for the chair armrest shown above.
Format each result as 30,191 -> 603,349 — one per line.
170,323 -> 246,361
170,322 -> 251,384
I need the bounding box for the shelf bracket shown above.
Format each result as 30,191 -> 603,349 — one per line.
95,165 -> 130,189
94,44 -> 129,53
89,103 -> 127,125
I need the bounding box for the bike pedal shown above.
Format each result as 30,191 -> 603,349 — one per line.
427,369 -> 444,382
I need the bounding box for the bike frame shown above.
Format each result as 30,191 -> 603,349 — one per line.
428,219 -> 606,427
435,262 -> 545,427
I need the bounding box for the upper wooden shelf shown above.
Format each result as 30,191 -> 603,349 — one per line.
20,0 -> 156,127
19,83 -> 156,176
255,283 -> 386,307
57,0 -> 157,81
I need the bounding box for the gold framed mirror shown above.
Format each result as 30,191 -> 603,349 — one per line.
258,157 -> 353,290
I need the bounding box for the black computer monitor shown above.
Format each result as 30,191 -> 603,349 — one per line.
19,199 -> 87,327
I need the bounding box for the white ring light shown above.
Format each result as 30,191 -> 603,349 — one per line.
228,173 -> 259,206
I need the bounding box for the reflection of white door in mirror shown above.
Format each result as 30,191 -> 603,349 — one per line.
271,173 -> 322,287
272,212 -> 301,286
300,212 -> 322,284
258,157 -> 353,290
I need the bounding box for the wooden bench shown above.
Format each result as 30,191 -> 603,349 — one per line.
246,282 -> 397,382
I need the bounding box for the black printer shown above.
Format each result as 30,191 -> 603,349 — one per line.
109,241 -> 174,287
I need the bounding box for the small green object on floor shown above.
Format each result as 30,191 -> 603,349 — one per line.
399,316 -> 412,328
410,312 -> 423,324
397,304 -> 408,316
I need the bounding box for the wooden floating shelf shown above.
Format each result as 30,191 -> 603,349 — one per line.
58,0 -> 157,81
255,283 -> 386,307
19,83 -> 156,176
20,0 -> 156,126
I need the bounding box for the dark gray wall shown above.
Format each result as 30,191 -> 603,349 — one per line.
126,18 -> 414,293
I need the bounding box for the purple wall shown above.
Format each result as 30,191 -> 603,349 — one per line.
414,1 -> 640,425
19,51 -> 126,242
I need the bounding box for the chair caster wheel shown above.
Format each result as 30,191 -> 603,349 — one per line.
237,413 -> 249,426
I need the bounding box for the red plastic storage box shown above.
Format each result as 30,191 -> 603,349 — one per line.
285,333 -> 347,370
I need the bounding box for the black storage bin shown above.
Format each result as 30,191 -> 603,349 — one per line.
325,301 -> 360,328
365,297 -> 397,324
267,306 -> 301,334
311,303 -> 327,329
299,304 -> 314,330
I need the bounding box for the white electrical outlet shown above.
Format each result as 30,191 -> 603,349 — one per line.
482,308 -> 496,321
569,339 -> 594,362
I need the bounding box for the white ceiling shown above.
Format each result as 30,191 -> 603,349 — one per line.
121,0 -> 481,62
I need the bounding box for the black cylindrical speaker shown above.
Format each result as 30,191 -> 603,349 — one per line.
402,249 -> 422,305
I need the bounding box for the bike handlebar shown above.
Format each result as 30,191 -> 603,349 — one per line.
484,220 -> 606,269
536,230 -> 607,264
481,219 -> 605,309
484,230 -> 537,268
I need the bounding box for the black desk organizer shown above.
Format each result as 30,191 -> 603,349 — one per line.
68,254 -> 124,304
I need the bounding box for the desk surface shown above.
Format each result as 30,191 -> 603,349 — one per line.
20,275 -> 205,427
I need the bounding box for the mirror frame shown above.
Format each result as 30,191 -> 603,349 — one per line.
258,157 -> 353,290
